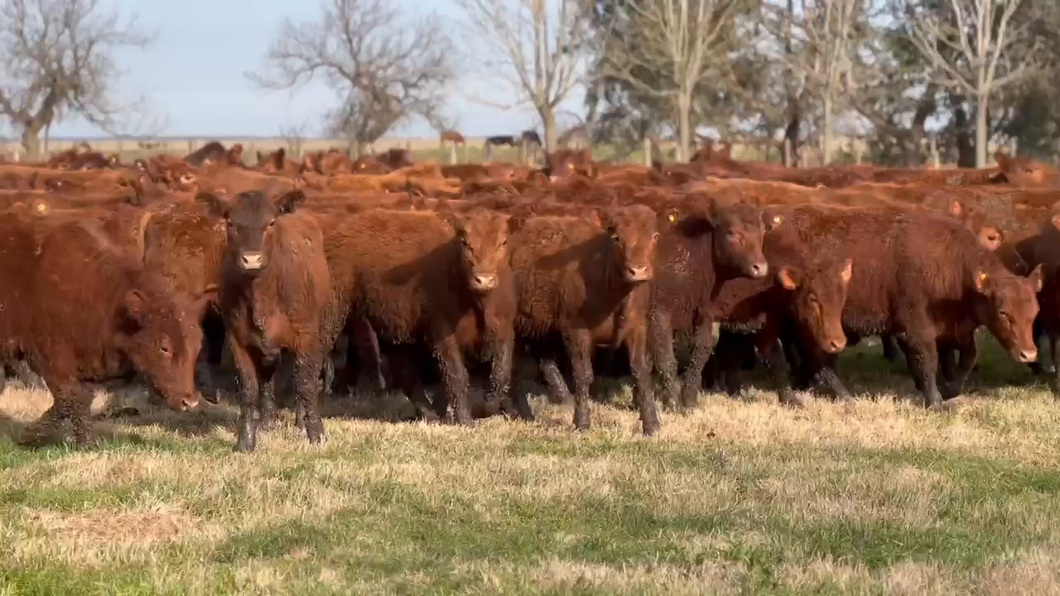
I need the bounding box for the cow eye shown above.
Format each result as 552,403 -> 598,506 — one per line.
268,220 -> 276,228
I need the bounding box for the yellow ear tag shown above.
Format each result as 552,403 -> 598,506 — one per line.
668,213 -> 676,222
773,215 -> 782,224
36,203 -> 46,213
979,272 -> 988,282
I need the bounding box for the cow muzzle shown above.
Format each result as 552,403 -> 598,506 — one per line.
624,265 -> 653,283
823,336 -> 847,354
748,261 -> 769,279
1014,348 -> 1038,363
471,274 -> 498,292
240,252 -> 265,272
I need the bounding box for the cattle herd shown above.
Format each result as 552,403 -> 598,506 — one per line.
0,140 -> 1057,452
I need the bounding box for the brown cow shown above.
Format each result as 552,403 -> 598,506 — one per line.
1,215 -> 206,446
779,204 -> 1041,407
647,198 -> 772,410
510,205 -> 672,435
319,208 -> 523,424
197,189 -> 330,452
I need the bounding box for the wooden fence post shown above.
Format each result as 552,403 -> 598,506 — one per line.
448,143 -> 457,165
643,137 -> 652,167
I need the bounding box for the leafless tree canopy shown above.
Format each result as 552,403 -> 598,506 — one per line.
250,0 -> 455,151
454,0 -> 592,152
900,0 -> 1047,166
0,0 -> 154,158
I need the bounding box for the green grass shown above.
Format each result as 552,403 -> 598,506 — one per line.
1,339 -> 1059,594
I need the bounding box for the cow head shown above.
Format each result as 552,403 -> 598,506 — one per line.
699,199 -> 770,279
974,266 -> 1042,363
116,286 -> 209,412
777,258 -> 853,354
197,189 -> 306,277
933,197 -> 1003,251
995,152 -> 1060,187
595,205 -> 671,284
543,148 -> 592,181
441,208 -> 521,294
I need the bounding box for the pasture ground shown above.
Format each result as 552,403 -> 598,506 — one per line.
1,339 -> 1059,595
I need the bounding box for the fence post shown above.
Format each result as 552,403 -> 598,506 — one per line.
448,143 -> 457,165
929,134 -> 940,169
643,137 -> 652,167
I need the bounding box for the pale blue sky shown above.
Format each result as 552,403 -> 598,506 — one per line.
48,0 -> 581,139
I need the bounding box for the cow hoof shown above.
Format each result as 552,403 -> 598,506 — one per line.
305,423 -> 325,445
233,441 -> 256,453
453,412 -> 474,426
781,394 -> 805,409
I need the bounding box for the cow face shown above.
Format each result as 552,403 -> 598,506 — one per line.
117,287 -> 207,412
777,258 -> 853,354
705,200 -> 770,279
975,266 -> 1042,363
197,189 -> 305,277
443,209 -> 521,294
995,152 -> 1060,187
597,205 -> 667,284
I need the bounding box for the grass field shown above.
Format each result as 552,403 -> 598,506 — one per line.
1,339 -> 1059,595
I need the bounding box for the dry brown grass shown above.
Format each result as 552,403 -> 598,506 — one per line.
1,341 -> 1059,594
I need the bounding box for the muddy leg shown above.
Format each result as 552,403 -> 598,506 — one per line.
900,326 -> 942,409
18,379 -> 78,447
627,327 -> 659,436
648,310 -> 679,410
433,337 -> 471,425
680,321 -> 719,411
565,330 -> 594,431
489,333 -> 528,421
229,341 -> 261,453
292,349 -> 326,445
539,357 -> 572,405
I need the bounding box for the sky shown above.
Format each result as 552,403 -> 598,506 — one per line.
48,0 -> 581,140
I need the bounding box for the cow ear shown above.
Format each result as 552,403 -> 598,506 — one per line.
840,258 -> 853,284
438,211 -> 466,238
274,189 -> 305,214
195,191 -> 228,218
1029,263 -> 1044,293
1050,213 -> 1060,232
506,215 -> 524,235
776,266 -> 801,291
763,210 -> 784,232
121,289 -> 147,329
973,270 -> 991,294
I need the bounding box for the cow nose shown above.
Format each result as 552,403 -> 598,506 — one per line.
1018,349 -> 1038,363
472,274 -> 497,290
750,262 -> 769,278
625,265 -> 651,281
826,338 -> 847,353
241,252 -> 264,271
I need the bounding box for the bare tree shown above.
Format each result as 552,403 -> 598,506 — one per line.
765,0 -> 875,164
596,0 -> 745,161
250,0 -> 455,154
0,0 -> 154,159
901,0 -> 1046,167
453,0 -> 591,152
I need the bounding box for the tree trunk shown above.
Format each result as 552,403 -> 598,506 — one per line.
975,95 -> 989,168
783,114 -> 800,167
540,105 -> 557,154
677,92 -> 692,163
822,95 -> 834,165
951,99 -> 975,168
21,125 -> 43,162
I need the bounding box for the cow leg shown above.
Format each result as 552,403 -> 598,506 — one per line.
900,328 -> 942,409
1050,332 -> 1060,397
564,330 -> 594,431
292,349 -> 326,445
17,379 -> 79,447
539,357 -> 572,404
626,326 -> 659,436
881,332 -> 899,362
257,362 -> 279,431
67,387 -> 95,447
680,320 -> 720,411
433,337 -> 471,425
1030,317 -> 1053,374
489,332 -> 529,421
648,310 -> 679,410
940,337 -> 977,400
229,341 -> 261,453
755,324 -> 802,407
388,347 -> 438,421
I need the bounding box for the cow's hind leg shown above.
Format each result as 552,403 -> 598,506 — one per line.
565,330 -> 594,431
292,347 -> 326,445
